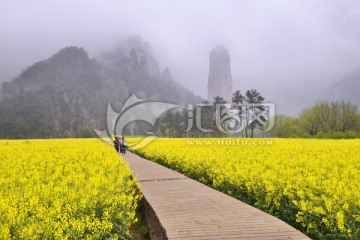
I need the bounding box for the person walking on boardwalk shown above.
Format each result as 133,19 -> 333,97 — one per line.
113,137 -> 120,153
121,137 -> 127,154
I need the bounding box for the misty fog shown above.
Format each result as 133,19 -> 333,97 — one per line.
1,0 -> 360,115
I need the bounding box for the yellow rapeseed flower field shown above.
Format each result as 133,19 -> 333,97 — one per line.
132,138 -> 360,240
0,139 -> 140,239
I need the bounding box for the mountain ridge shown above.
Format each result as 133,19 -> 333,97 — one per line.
0,39 -> 202,138
325,67 -> 360,107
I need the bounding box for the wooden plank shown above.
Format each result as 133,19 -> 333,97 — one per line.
124,152 -> 310,240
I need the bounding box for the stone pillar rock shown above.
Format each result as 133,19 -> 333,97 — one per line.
207,46 -> 233,102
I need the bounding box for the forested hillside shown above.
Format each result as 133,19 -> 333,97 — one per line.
0,39 -> 201,138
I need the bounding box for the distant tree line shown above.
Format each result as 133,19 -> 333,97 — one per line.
155,93 -> 360,139
154,89 -> 267,138
269,100 -> 360,139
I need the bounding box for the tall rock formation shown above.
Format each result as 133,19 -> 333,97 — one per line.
207,46 -> 233,102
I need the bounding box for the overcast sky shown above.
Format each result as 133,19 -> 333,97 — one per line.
1,0 -> 360,115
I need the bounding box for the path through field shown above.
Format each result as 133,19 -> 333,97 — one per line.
124,152 -> 310,240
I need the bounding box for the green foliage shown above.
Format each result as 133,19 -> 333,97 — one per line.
0,43 -> 201,139
298,108 -> 321,136
243,89 -> 266,138
355,114 -> 360,133
232,90 -> 245,104
77,126 -> 96,138
156,89 -> 266,138
268,115 -> 299,137
313,131 -> 358,139
298,100 -> 359,136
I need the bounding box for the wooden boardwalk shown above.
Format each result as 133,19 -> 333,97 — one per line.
124,152 -> 310,240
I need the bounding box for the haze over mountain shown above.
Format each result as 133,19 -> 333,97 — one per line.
1,0 -> 360,116
0,38 -> 201,138
325,68 -> 360,107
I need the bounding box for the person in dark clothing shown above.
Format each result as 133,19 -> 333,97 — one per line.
114,137 -> 120,153
121,137 -> 127,154
119,142 -> 123,154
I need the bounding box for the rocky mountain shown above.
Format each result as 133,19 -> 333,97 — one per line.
207,46 -> 232,102
325,67 -> 360,107
0,38 -> 202,138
